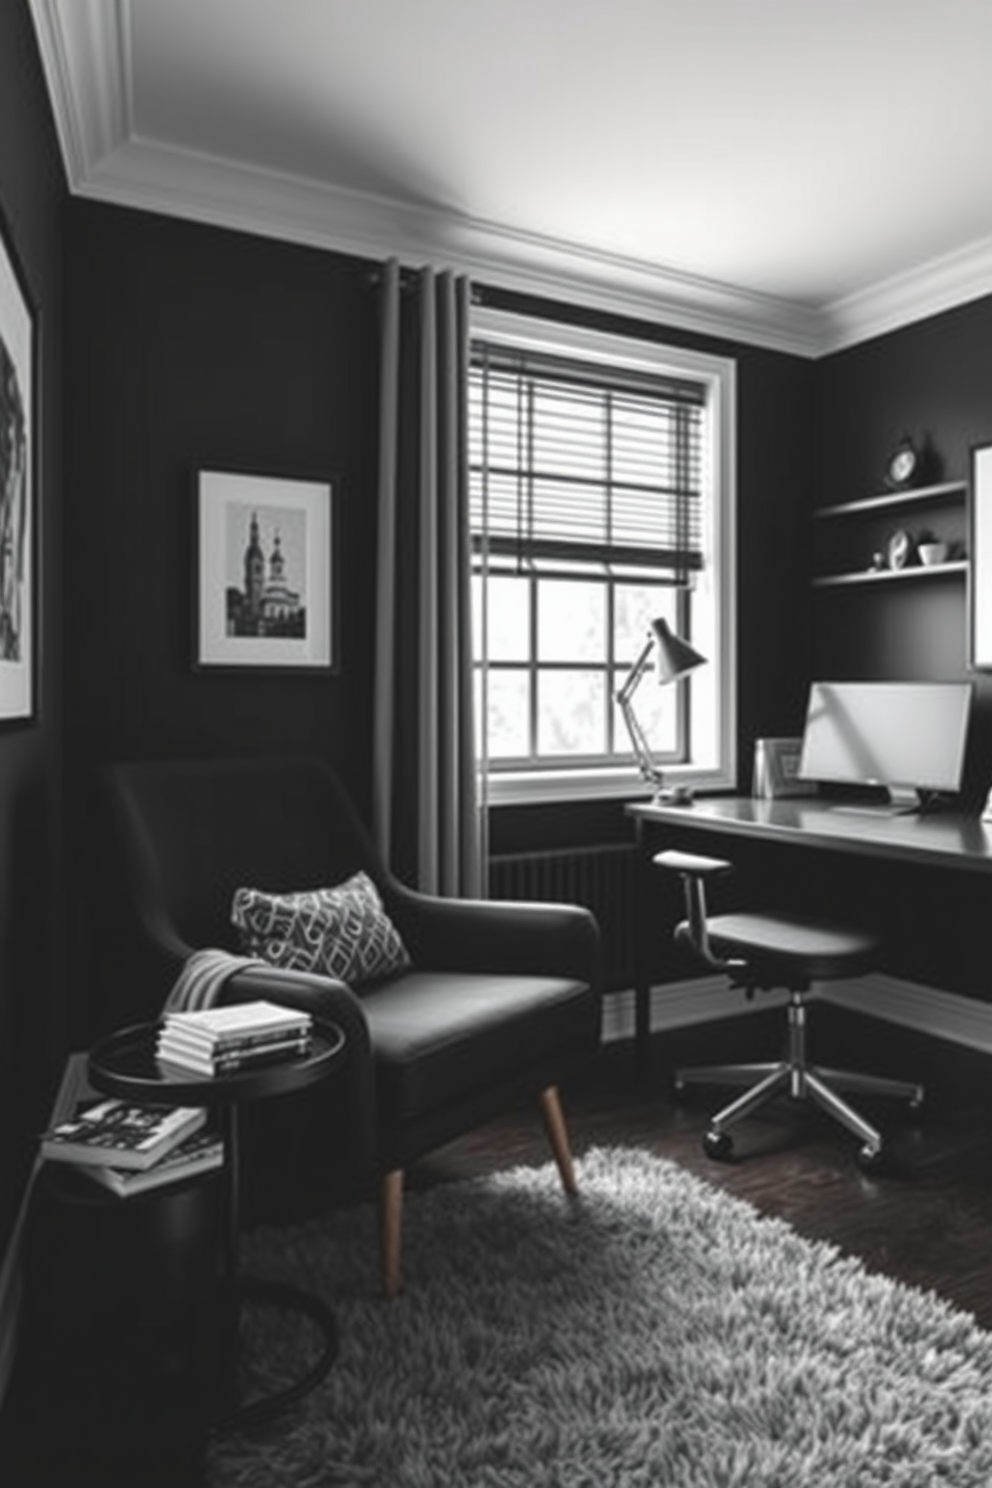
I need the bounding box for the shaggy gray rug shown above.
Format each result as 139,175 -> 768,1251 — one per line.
210,1146 -> 992,1487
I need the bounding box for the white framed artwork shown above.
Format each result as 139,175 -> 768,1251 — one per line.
194,467 -> 336,673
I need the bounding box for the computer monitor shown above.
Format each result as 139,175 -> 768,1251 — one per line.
797,681 -> 972,813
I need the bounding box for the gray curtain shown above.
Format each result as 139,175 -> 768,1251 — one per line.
373,259 -> 481,896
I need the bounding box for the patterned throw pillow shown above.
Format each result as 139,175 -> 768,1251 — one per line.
231,871 -> 411,987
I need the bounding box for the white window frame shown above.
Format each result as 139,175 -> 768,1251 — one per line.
472,305 -> 737,805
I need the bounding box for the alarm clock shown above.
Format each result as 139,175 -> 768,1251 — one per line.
884,438 -> 919,491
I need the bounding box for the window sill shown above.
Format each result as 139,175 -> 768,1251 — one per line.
484,766 -> 736,807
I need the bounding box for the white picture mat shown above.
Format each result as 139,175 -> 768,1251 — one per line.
0,225 -> 32,720
972,445 -> 992,669
197,469 -> 333,669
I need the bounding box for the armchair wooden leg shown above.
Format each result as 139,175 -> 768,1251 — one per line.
380,1168 -> 404,1299
539,1085 -> 577,1196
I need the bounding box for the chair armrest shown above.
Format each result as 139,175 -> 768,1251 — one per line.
653,849 -> 733,880
220,964 -> 370,1050
220,964 -> 377,1185
384,883 -> 603,991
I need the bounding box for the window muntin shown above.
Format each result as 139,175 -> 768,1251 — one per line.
471,561 -> 684,769
469,308 -> 736,801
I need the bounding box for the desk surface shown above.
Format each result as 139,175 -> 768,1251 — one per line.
627,795 -> 992,875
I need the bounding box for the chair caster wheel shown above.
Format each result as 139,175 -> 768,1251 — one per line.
856,1143 -> 885,1174
703,1129 -> 733,1161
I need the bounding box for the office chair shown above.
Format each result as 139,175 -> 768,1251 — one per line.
656,848 -> 923,1170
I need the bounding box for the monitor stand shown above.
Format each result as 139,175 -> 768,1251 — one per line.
885,785 -> 921,814
830,786 -> 922,819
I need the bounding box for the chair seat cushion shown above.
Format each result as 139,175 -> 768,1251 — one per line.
704,911 -> 879,982
360,971 -> 593,1125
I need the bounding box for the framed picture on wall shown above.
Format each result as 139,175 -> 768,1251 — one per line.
194,467 -> 337,672
0,200 -> 37,724
969,441 -> 992,670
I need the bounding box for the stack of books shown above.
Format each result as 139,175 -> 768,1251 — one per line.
156,999 -> 313,1076
40,1097 -> 223,1199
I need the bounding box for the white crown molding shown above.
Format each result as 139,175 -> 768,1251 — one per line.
25,0 -> 822,356
29,0 -> 992,360
29,0 -> 131,185
75,133 -> 823,357
821,234 -> 992,354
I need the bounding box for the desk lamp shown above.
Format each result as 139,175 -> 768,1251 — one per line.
616,617 -> 706,805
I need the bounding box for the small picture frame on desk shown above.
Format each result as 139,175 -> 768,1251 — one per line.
752,738 -> 816,800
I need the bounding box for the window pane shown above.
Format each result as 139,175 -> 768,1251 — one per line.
614,668 -> 679,756
479,669 -> 530,758
477,573 -> 530,661
614,585 -> 677,665
538,671 -> 606,756
538,580 -> 605,662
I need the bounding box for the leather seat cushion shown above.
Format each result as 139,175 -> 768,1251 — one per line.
705,911 -> 880,982
360,971 -> 593,1125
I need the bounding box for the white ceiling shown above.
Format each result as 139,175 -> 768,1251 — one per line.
29,0 -> 992,356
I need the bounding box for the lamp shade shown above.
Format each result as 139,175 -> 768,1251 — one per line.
650,617 -> 706,683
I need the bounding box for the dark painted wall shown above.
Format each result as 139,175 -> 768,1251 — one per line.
63,202 -> 382,1038
61,222 -> 816,1022
0,2 -> 66,1246
815,299 -> 992,811
64,203 -> 380,788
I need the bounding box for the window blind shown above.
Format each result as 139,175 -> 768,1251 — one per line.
469,342 -> 705,583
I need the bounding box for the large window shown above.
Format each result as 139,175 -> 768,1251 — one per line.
470,309 -> 736,802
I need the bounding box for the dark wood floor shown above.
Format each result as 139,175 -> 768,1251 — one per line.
413,1007 -> 992,1332
5,1004 -> 992,1487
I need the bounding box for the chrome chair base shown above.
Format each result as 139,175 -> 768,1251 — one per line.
675,991 -> 924,1169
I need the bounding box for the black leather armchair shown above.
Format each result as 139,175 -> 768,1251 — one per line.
101,754 -> 602,1295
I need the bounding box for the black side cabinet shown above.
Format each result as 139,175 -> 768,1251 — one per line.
6,1161 -> 221,1486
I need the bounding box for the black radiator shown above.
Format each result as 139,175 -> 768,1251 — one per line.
488,844 -> 638,993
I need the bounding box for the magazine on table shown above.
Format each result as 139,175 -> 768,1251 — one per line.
80,1127 -> 224,1198
40,1099 -> 207,1171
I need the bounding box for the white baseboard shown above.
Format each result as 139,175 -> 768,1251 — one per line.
602,973 -> 992,1056
821,973 -> 992,1055
601,977 -> 789,1042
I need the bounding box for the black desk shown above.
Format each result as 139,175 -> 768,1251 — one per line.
627,796 -> 992,1069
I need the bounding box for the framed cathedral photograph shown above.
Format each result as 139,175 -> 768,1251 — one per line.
193,467 -> 336,673
0,200 -> 37,724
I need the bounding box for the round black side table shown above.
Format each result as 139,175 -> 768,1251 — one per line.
88,1017 -> 347,1429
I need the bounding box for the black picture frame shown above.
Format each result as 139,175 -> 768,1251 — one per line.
193,466 -> 338,674
0,197 -> 37,724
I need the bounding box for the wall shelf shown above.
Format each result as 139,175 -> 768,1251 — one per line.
813,560 -> 968,589
815,480 -> 966,521
813,479 -> 968,589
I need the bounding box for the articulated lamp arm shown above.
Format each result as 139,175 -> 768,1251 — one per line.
615,618 -> 707,802
616,639 -> 666,788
